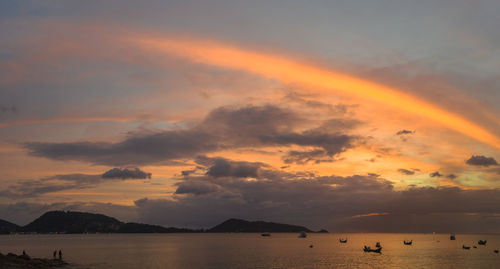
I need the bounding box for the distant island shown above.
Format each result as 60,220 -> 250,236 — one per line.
0,211 -> 327,234
208,218 -> 323,233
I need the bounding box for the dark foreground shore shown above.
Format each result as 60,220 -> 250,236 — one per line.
0,252 -> 69,269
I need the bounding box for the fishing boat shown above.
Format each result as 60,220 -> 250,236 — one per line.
339,238 -> 348,243
494,250 -> 499,253
261,233 -> 271,237
298,231 -> 307,238
478,240 -> 487,245
450,234 -> 456,240
462,245 -> 470,250
403,240 -> 412,245
363,246 -> 382,253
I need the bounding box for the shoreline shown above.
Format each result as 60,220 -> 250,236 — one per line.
0,252 -> 73,269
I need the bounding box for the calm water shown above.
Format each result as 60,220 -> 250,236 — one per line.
0,233 -> 499,268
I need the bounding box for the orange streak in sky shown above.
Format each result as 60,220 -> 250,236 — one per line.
134,36 -> 500,150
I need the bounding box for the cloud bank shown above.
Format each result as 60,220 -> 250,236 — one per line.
25,105 -> 359,166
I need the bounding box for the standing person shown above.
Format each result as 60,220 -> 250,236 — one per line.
53,250 -> 57,259
58,250 -> 62,260
22,250 -> 26,256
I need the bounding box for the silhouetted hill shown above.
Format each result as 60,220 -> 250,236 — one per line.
117,222 -> 197,233
21,211 -> 199,234
207,218 -> 317,233
0,219 -> 19,234
22,211 -> 122,233
12,211 -> 325,234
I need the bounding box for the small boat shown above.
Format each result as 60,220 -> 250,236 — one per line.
298,231 -> 307,238
494,250 -> 498,253
463,245 -> 470,250
309,244 -> 314,248
375,242 -> 381,248
473,246 -> 477,249
403,240 -> 412,245
363,246 -> 382,253
478,240 -> 487,245
450,234 -> 456,240
261,233 -> 271,237
339,238 -> 348,243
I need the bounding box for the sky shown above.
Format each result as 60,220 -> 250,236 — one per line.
1,0 -> 500,233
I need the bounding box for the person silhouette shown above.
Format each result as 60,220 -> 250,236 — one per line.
53,250 -> 57,259
58,250 -> 62,260
22,250 -> 26,256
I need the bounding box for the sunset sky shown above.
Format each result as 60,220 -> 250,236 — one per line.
1,0 -> 500,233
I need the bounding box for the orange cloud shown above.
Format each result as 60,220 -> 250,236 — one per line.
351,212 -> 390,218
132,35 -> 500,151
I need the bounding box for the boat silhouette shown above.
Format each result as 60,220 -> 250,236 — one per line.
403,240 -> 412,245
478,240 -> 487,245
339,238 -> 347,243
462,245 -> 470,250
363,246 -> 382,253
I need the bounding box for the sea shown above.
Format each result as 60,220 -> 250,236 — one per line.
0,233 -> 499,268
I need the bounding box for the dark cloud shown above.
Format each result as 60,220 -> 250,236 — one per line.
283,149 -> 332,164
2,161 -> 500,233
25,130 -> 217,166
131,163 -> 500,233
396,129 -> 415,142
0,171 -> 151,199
398,168 -> 415,175
429,171 -> 443,177
396,129 -> 415,135
0,104 -> 18,122
175,181 -> 219,195
465,155 -> 498,167
200,105 -> 301,142
0,174 -> 102,199
102,167 -> 152,179
25,105 -> 359,166
181,169 -> 196,177
0,104 -> 17,114
205,158 -> 262,178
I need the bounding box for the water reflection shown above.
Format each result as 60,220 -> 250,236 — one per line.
0,233 -> 498,268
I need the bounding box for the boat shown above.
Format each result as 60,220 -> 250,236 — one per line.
463,245 -> 470,250
403,240 -> 412,245
309,244 -> 314,248
339,238 -> 348,243
298,231 -> 307,238
375,242 -> 381,248
363,246 -> 382,253
473,246 -> 477,248
494,250 -> 499,254
261,233 -> 271,237
450,234 -> 456,240
478,240 -> 487,245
